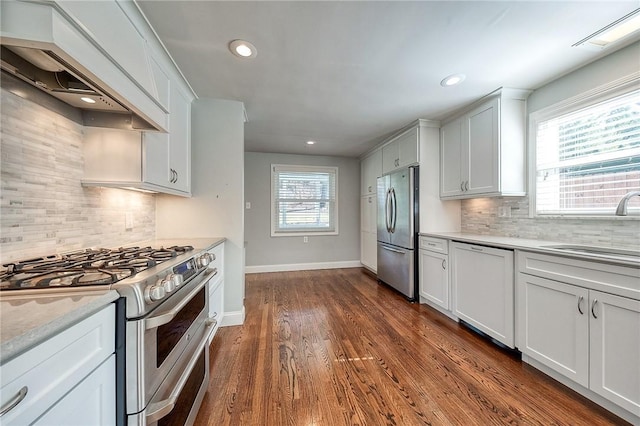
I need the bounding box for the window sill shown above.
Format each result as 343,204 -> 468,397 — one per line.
532,214 -> 640,221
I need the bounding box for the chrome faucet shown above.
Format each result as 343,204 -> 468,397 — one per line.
615,191 -> 640,216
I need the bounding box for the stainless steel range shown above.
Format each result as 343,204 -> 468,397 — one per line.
0,240 -> 220,426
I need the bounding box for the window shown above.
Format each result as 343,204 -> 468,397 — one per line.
271,165 -> 338,236
532,83 -> 640,216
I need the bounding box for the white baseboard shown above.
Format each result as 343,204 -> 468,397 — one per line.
245,260 -> 362,273
221,306 -> 245,327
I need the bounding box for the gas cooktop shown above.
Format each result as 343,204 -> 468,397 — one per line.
0,245 -> 194,291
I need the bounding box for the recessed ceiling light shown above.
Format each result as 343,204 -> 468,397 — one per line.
80,97 -> 96,104
306,140 -> 316,145
440,73 -> 466,87
229,40 -> 257,58
574,9 -> 640,50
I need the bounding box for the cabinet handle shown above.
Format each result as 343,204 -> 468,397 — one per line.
368,185 -> 372,192
460,181 -> 465,191
442,259 -> 447,269
464,181 -> 469,191
577,296 -> 584,315
427,242 -> 436,247
470,246 -> 484,252
0,386 -> 28,417
591,299 -> 598,318
368,197 -> 372,204
174,170 -> 178,183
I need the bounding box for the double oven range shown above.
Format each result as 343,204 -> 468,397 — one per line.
0,239 -> 222,426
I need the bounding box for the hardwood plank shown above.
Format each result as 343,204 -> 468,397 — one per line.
195,268 -> 629,426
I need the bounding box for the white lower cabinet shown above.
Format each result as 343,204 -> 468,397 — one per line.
0,305 -> 115,425
207,243 -> 225,345
360,194 -> 377,272
451,242 -> 514,347
517,251 -> 640,421
418,237 -> 449,311
35,355 -> 116,425
517,274 -> 590,386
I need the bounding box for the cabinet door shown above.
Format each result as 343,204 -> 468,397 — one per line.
169,84 -> 191,193
382,141 -> 399,174
517,274 -> 589,387
143,131 -> 170,187
397,127 -> 419,168
466,97 -> 499,195
361,150 -> 382,195
419,250 -> 449,310
35,356 -> 116,425
440,118 -> 463,198
590,291 -> 640,415
451,242 -> 514,347
361,231 -> 377,272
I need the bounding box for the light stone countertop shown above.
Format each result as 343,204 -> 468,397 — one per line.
0,289 -> 119,364
0,238 -> 226,365
420,232 -> 640,268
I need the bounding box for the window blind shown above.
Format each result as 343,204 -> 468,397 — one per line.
271,165 -> 338,235
535,89 -> 640,215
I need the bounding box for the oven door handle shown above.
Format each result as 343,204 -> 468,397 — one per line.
145,268 -> 218,330
144,320 -> 216,424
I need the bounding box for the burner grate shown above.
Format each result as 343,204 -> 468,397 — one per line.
0,245 -> 194,291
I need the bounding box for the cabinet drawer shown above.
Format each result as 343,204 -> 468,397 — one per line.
419,236 -> 448,254
518,251 -> 640,300
0,305 -> 115,424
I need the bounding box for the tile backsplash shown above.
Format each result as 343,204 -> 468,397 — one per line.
1,88 -> 155,263
461,197 -> 640,249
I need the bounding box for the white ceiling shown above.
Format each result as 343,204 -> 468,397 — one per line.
137,1 -> 639,157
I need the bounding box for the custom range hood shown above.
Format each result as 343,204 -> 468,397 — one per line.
0,0 -> 167,132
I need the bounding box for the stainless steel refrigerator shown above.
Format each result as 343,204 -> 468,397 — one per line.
377,166 -> 419,300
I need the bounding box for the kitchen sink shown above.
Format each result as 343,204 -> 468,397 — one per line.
540,244 -> 640,263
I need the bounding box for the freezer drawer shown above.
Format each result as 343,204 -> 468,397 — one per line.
377,243 -> 415,300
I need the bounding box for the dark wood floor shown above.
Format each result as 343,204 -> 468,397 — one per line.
195,268 -> 628,426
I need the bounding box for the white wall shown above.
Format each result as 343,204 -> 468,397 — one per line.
244,152 -> 360,271
156,98 -> 245,325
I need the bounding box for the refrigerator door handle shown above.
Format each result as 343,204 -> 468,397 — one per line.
380,245 -> 405,254
391,187 -> 397,233
385,188 -> 392,232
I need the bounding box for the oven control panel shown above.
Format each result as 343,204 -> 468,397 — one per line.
144,258 -> 200,304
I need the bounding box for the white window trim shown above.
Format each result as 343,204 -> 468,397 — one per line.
528,71 -> 640,218
270,164 -> 339,237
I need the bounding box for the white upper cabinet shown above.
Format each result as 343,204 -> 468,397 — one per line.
440,88 -> 531,199
361,149 -> 382,195
382,126 -> 419,174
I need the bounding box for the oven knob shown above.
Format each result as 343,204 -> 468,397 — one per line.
162,276 -> 176,293
197,253 -> 213,268
171,273 -> 184,287
146,285 -> 166,303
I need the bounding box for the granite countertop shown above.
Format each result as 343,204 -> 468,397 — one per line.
0,289 -> 120,364
420,232 -> 640,268
0,237 -> 226,364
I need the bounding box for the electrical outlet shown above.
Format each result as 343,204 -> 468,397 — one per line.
498,206 -> 511,218
125,212 -> 134,230
303,236 -> 309,243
